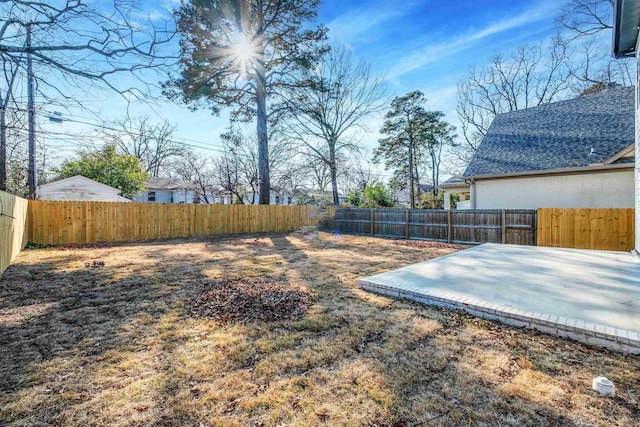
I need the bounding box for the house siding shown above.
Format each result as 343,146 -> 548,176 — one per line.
38,176 -> 128,202
134,189 -> 197,204
243,192 -> 296,205
635,35 -> 640,252
473,170 -> 634,209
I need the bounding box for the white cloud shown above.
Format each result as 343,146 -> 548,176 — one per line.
327,0 -> 422,43
386,0 -> 560,79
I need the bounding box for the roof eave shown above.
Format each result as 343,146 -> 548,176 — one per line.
613,0 -> 639,58
438,182 -> 470,189
464,162 -> 634,181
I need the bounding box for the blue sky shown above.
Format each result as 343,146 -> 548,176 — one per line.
319,0 -> 562,128
43,0 -> 565,170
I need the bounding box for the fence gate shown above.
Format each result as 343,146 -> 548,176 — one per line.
330,208 -> 537,246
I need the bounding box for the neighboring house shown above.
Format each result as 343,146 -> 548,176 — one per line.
462,87 -> 635,210
217,191 -> 296,205
613,0 -> 640,254
243,191 -> 298,205
37,176 -> 131,202
439,175 -> 471,210
134,177 -> 201,204
218,190 -> 344,206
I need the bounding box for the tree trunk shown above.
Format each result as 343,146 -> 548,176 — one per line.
431,150 -> 439,195
330,153 -> 339,206
408,139 -> 415,209
0,108 -> 6,191
414,145 -> 421,202
256,48 -> 270,205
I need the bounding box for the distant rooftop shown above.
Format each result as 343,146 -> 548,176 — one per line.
439,174 -> 468,189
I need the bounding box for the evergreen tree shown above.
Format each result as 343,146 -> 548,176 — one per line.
165,0 -> 326,204
55,146 -> 148,199
374,91 -> 455,207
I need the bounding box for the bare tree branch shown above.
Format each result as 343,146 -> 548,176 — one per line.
281,45 -> 387,205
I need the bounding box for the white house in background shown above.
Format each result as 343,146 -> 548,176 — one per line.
218,191 -> 298,205
134,177 -> 201,204
439,175 -> 471,210
613,0 -> 640,254
37,175 -> 131,202
461,86 -> 635,211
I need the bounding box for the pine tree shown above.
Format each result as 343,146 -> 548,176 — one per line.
165,0 -> 326,204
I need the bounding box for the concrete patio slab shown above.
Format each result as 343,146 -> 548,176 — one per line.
360,243 -> 640,353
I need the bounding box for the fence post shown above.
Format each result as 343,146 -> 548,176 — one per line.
534,209 -> 539,246
447,210 -> 452,243
406,209 -> 410,239
501,210 -> 507,244
370,209 -> 374,236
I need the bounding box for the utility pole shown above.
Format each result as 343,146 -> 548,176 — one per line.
26,24 -> 37,199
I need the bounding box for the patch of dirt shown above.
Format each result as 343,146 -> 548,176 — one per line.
394,240 -> 467,250
192,278 -> 315,324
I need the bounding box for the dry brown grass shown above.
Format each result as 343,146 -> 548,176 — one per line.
0,229 -> 638,426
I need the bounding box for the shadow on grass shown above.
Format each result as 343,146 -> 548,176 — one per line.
0,232 -> 636,426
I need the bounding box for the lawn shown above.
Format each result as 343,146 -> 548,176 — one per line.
0,229 -> 638,426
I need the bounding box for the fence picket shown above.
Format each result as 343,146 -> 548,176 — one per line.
25,201 -> 334,246
329,208 -> 537,246
537,208 -> 634,252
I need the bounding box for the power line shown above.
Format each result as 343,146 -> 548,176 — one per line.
4,106 -> 398,179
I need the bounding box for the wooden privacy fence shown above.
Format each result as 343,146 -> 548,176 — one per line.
0,191 -> 29,274
27,200 -> 335,246
537,208 -> 635,252
329,208 -> 537,245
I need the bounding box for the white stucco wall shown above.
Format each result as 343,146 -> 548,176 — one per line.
456,200 -> 472,210
635,40 -> 640,252
473,170 -> 635,209
443,186 -> 471,210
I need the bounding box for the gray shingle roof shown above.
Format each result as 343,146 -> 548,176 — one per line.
463,86 -> 635,178
439,174 -> 468,189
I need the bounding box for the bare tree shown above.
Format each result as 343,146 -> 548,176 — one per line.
557,0 -> 613,38
213,152 -> 245,204
424,116 -> 456,196
0,1 -> 176,100
339,159 -> 379,195
219,125 -> 295,204
300,147 -> 335,193
0,55 -> 23,191
565,38 -> 634,92
555,1 -> 634,92
102,117 -> 182,178
174,151 -> 218,204
0,1 -> 176,195
456,40 -> 572,163
282,45 -> 387,205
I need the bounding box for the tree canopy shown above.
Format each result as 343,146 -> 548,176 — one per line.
165,0 -> 326,204
55,145 -> 148,199
374,91 -> 454,209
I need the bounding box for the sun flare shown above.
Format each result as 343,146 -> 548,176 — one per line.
230,32 -> 259,74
